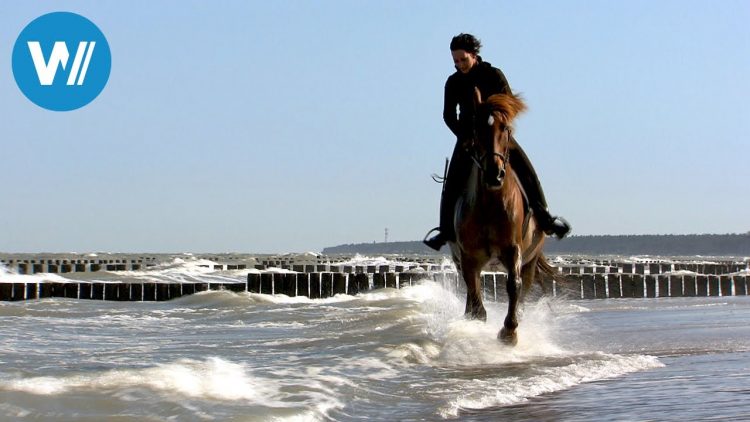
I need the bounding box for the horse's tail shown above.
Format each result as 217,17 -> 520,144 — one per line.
535,254 -> 563,295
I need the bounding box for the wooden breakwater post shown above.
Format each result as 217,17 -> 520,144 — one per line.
606,274 -> 621,298
735,276 -> 748,295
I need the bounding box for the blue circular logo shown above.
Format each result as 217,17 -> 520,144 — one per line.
12,12 -> 111,111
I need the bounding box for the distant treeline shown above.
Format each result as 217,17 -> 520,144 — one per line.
322,233 -> 750,256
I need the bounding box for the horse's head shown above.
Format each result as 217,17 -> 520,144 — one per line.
472,88 -> 527,189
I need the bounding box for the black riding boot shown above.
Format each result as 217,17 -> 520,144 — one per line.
423,189 -> 452,251
508,137 -> 571,239
424,142 -> 471,251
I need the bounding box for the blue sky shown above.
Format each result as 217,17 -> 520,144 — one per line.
1,1 -> 748,253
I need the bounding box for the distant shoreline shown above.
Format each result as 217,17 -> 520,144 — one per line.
322,233 -> 750,257
0,233 -> 748,258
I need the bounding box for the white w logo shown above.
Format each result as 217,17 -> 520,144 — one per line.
27,41 -> 96,86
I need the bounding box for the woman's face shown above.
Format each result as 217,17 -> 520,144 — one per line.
452,49 -> 477,74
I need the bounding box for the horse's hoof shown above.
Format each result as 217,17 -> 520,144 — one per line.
464,309 -> 487,322
498,328 -> 518,346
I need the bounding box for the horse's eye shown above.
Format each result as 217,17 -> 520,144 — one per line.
487,115 -> 495,126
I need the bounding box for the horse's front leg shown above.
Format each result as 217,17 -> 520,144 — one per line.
498,246 -> 522,345
460,256 -> 487,321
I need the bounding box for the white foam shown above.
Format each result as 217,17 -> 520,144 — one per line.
369,281 -> 664,418
128,258 -> 218,276
333,356 -> 402,381
439,353 -> 663,417
663,270 -> 699,276
245,278 -> 459,306
2,357 -> 345,418
246,291 -> 360,305
381,282 -> 667,417
4,357 -> 275,401
398,281 -> 461,304
0,265 -> 74,284
112,258 -> 252,285
359,282 -> 578,372
436,298 -> 579,366
331,254 -> 456,271
267,267 -> 297,273
333,254 -> 411,267
387,341 -> 443,364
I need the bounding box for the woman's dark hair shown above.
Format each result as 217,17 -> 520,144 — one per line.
450,33 -> 482,54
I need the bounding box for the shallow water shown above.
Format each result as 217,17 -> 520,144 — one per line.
1,263 -> 749,421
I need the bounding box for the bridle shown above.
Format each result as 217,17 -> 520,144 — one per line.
468,118 -> 512,187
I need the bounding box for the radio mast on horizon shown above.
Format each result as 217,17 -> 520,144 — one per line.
385,228 -> 389,243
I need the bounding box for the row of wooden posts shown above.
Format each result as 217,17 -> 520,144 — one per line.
3,262 -> 249,274
3,260 -> 748,276
0,271 -> 748,302
559,262 -> 747,276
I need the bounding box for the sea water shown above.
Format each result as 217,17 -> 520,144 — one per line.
0,258 -> 748,421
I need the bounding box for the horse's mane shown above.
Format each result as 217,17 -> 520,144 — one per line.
486,93 -> 527,125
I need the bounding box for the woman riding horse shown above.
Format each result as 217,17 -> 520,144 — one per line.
424,33 -> 570,251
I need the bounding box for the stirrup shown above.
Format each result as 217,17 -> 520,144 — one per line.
548,216 -> 571,239
423,227 -> 441,242
423,227 -> 446,251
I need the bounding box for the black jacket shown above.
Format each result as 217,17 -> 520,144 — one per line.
443,57 -> 511,140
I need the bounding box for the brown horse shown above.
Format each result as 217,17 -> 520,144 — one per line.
448,89 -> 557,345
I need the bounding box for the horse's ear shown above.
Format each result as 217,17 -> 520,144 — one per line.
474,87 -> 482,106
